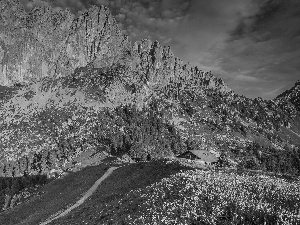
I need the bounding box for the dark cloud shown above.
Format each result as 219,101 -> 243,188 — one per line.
201,0 -> 300,99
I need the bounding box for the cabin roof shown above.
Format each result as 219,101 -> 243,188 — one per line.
179,150 -> 218,162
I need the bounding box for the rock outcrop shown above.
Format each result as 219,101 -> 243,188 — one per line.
0,1 -> 130,85
277,80 -> 300,111
129,39 -> 232,95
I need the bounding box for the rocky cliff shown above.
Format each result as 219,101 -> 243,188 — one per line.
277,80 -> 300,111
0,1 -> 130,85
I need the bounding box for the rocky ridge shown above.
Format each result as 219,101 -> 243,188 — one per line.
0,1 -> 130,85
277,80 -> 300,111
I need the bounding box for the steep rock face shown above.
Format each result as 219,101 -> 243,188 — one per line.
277,80 -> 300,111
0,1 -> 130,85
65,6 -> 130,72
130,39 -> 232,95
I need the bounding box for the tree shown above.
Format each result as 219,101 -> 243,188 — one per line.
11,178 -> 21,195
146,153 -> 151,161
217,151 -> 229,167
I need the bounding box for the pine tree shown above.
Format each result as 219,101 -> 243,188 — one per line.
11,178 -> 21,195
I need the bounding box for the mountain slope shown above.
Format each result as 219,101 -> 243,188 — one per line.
2,160 -> 299,225
0,0 -> 300,214
0,163 -> 109,225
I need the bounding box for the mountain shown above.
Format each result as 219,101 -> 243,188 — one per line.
277,80 -> 300,111
0,1 -> 130,86
0,0 -> 300,213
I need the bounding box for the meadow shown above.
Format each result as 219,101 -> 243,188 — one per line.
1,159 -> 299,225
94,163 -> 300,225
0,164 -> 109,225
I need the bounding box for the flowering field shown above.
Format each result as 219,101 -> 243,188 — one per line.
98,168 -> 300,225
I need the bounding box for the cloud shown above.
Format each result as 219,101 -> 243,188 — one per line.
20,0 -> 50,9
20,0 -> 87,13
196,0 -> 300,99
234,74 -> 261,82
116,13 -> 125,21
172,0 -> 260,63
95,0 -> 109,6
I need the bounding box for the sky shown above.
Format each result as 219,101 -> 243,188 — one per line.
19,0 -> 300,99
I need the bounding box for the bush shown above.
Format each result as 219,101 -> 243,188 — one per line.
0,175 -> 48,199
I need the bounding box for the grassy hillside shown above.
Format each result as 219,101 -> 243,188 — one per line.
0,164 -> 109,225
51,161 -> 300,225
0,159 -> 299,224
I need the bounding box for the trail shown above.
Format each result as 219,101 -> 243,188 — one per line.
40,166 -> 119,225
290,129 -> 300,138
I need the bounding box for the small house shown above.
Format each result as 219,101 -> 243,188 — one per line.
178,150 -> 218,165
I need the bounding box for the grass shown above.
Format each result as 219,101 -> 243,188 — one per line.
0,164 -> 109,225
46,160 -> 189,225
1,159 -> 299,225
50,160 -> 299,225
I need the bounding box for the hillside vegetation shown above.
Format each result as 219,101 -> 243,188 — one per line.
0,163 -> 109,224
2,160 -> 298,225
90,167 -> 300,225
0,1 -> 300,223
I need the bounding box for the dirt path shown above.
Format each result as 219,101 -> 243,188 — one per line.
40,166 -> 119,225
290,129 -> 300,138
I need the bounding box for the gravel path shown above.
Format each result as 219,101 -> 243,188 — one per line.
40,166 -> 119,225
290,129 -> 300,138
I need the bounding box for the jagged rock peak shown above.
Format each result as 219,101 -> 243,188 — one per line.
277,80 -> 300,98
0,0 -> 231,95
0,1 -> 130,85
131,38 -> 231,94
133,39 -> 174,59
276,80 -> 300,112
